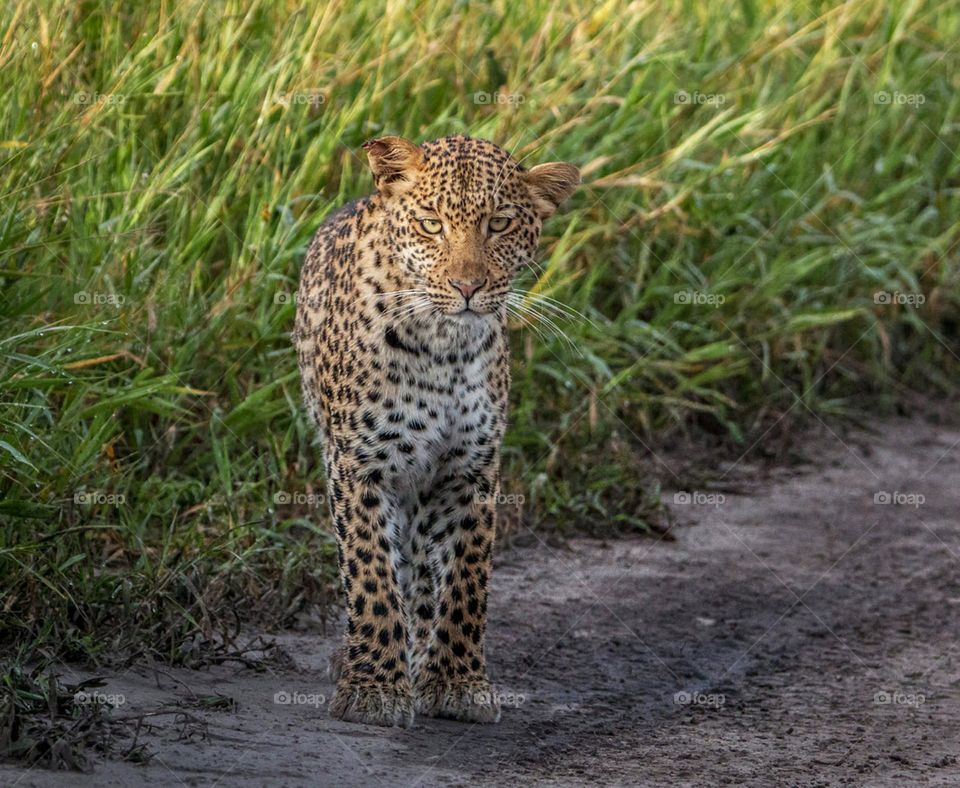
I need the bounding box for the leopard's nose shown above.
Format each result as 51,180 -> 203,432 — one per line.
448,278 -> 486,300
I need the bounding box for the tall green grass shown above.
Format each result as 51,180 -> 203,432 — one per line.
1,0 -> 958,663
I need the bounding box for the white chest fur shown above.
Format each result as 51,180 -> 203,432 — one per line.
372,316 -> 500,496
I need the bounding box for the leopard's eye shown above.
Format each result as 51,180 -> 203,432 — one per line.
419,218 -> 443,235
488,216 -> 511,233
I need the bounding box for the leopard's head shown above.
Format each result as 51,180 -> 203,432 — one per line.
363,134 -> 579,319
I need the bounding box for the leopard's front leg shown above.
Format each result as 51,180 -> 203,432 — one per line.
325,445 -> 414,728
414,470 -> 501,723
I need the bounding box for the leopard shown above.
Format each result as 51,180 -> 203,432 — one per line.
293,134 -> 579,727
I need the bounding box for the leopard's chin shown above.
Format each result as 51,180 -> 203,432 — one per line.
443,308 -> 499,324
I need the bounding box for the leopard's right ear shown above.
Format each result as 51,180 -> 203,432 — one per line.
362,136 -> 424,197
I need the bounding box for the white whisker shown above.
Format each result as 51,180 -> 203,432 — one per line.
385,296 -> 437,325
365,289 -> 424,302
505,294 -> 584,356
509,289 -> 599,331
504,303 -> 552,347
384,296 -> 432,318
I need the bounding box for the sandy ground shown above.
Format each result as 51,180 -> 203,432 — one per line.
3,414 -> 959,786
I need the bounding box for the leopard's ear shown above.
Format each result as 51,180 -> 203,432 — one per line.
362,136 -> 424,197
524,162 -> 580,219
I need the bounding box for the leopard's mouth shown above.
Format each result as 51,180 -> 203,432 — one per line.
424,293 -> 499,318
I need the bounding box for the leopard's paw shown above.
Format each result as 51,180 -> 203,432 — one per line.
330,682 -> 414,728
415,677 -> 501,723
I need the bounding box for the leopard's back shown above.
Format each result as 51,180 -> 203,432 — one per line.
294,197 -> 372,440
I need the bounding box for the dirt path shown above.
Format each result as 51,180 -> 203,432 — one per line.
4,414 -> 960,786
